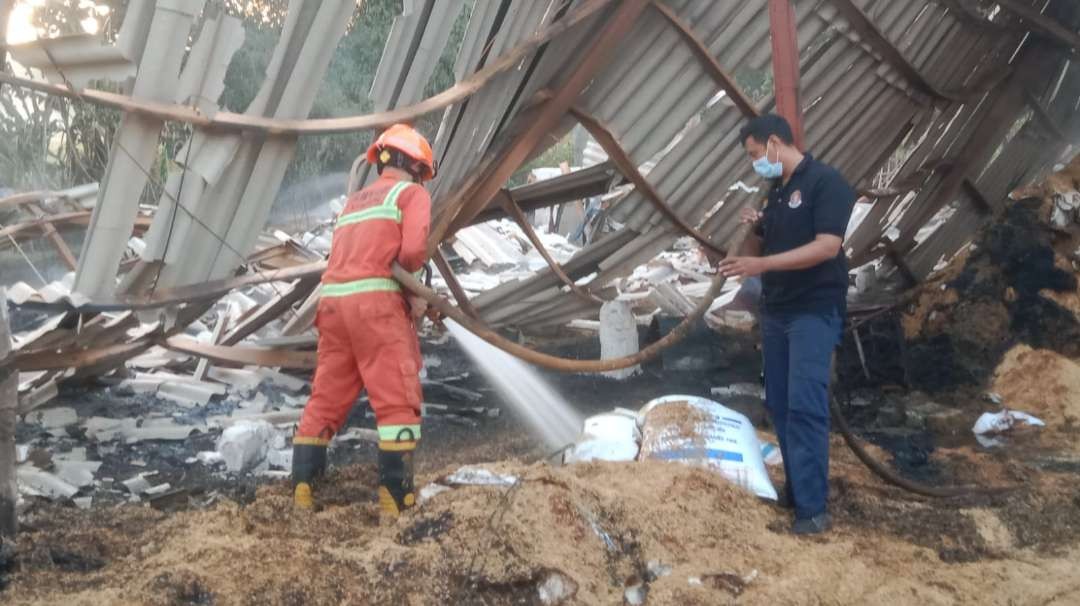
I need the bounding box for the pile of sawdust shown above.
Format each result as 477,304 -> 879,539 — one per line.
901,168 -> 1080,392
6,444 -> 1080,605
992,345 -> 1080,428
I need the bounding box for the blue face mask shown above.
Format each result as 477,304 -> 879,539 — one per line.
753,141 -> 783,179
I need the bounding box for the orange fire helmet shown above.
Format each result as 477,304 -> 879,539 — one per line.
366,124 -> 436,181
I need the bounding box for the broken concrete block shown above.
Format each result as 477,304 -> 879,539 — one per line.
53,460 -> 102,488
83,416 -> 140,442
26,406 -> 78,429
74,497 -> 93,510
125,417 -> 204,443
123,474 -> 154,494
143,483 -> 172,496
599,301 -> 640,380
216,420 -> 280,472
156,383 -> 213,407
207,367 -> 264,393
17,466 -> 80,500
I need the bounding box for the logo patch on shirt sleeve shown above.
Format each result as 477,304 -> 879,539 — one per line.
788,190 -> 803,209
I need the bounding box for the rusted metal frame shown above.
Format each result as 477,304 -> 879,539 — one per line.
569,106 -> 726,257
431,248 -> 481,320
648,0 -> 759,118
25,202 -> 78,270
194,310 -> 230,382
163,336 -> 316,370
0,0 -> 616,137
0,212 -> 151,243
769,0 -> 805,149
997,0 -> 1080,54
390,216 -> 759,373
824,0 -> 959,103
470,228 -> 638,313
280,288 -> 321,337
469,162 -> 616,225
0,190 -> 60,211
14,308 -> 192,372
433,0 -> 650,246
220,277 -> 319,346
245,241 -> 322,269
68,300 -> 216,381
16,260 -> 326,312
497,189 -> 603,305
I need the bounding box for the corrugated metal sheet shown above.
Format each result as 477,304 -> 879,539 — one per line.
17,0 -> 1080,332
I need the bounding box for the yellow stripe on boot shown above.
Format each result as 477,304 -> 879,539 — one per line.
294,482 -> 314,510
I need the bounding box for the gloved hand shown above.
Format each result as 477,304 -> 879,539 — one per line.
407,296 -> 429,324
425,305 -> 445,329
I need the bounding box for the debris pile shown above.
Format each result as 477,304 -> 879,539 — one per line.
902,157 -> 1080,393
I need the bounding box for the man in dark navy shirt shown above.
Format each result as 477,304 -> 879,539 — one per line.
719,114 -> 855,535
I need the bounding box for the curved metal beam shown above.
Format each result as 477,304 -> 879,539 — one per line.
0,0 -> 615,136
164,336 -> 315,369
569,106 -> 727,257
391,215 -> 753,373
431,248 -> 481,320
649,1 -> 760,118
498,190 -> 603,305
823,0 -> 959,103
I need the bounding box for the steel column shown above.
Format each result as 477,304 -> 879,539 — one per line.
768,0 -> 805,149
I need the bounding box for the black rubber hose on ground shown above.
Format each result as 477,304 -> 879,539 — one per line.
829,396 -> 1019,498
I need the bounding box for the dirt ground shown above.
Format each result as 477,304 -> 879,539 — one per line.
4,429 -> 1080,606
6,162 -> 1080,604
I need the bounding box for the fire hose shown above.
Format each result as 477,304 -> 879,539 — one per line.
393,227 -> 1018,498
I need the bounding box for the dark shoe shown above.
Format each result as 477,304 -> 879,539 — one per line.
792,513 -> 832,535
775,488 -> 794,510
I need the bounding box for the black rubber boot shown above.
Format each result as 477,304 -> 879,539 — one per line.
377,443 -> 416,517
292,440 -> 328,510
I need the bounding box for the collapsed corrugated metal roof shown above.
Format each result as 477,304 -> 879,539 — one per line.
1,0 -> 1079,369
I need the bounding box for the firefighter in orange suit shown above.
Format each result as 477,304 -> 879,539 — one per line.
292,124 -> 435,516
